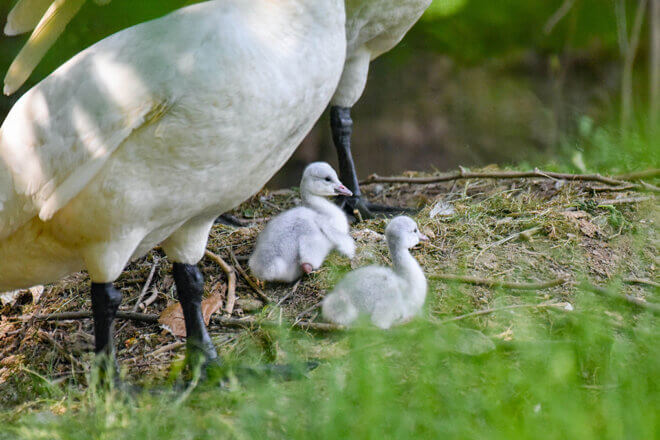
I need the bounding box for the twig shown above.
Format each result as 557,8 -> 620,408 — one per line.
544,0 -> 577,34
210,315 -> 343,332
585,284 -> 660,314
149,341 -> 185,358
437,302 -> 566,324
22,310 -> 343,333
615,169 -> 660,181
132,260 -> 159,312
431,274 -> 569,290
228,249 -> 272,304
588,184 -> 637,192
360,168 -> 629,187
38,331 -> 85,369
205,250 -> 237,315
587,182 -> 660,193
295,300 -> 323,320
597,196 -> 655,206
26,311 -> 159,323
623,278 -> 660,288
277,280 -> 301,307
139,288 -> 159,311
476,226 -> 542,261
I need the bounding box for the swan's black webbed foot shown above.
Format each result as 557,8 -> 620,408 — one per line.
173,262 -> 219,363
330,105 -> 416,222
336,195 -> 416,222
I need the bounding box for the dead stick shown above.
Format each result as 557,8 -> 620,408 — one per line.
277,279 -> 300,307
132,260 -> 159,312
210,315 -> 343,332
205,250 -> 237,314
431,274 -> 569,290
597,196 -> 655,206
149,341 -> 185,357
228,249 -> 272,304
360,168 -> 630,187
586,285 -> 660,314
615,169 -> 660,181
623,278 -> 660,288
38,331 -> 85,369
27,311 -> 159,323
437,302 -> 565,324
476,226 -> 542,260
22,311 -> 341,332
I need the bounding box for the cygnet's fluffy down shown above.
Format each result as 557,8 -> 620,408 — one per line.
249,162 -> 355,282
322,216 -> 427,329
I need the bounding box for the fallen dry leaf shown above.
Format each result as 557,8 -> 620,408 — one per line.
201,292 -> 224,323
158,291 -> 225,338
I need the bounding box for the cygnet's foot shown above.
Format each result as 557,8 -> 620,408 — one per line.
301,263 -> 314,275
336,195 -> 416,222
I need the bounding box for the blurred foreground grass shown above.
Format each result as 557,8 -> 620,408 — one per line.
2,292 -> 657,439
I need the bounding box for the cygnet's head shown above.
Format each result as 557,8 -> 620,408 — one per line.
300,162 -> 352,198
385,216 -> 428,249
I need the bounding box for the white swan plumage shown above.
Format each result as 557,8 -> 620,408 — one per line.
249,162 -> 355,283
322,216 -> 428,329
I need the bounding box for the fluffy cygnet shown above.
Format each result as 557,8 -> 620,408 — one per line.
249,162 -> 355,282
322,216 -> 427,329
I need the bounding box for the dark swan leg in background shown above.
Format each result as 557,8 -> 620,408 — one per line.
330,106 -> 413,221
173,263 -> 219,368
91,282 -> 123,381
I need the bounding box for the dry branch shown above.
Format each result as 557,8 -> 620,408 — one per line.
205,250 -> 237,314
27,311 -> 159,323
149,341 -> 185,357
476,226 -> 542,261
615,169 -> 660,180
586,285 -> 660,314
623,277 -> 660,288
132,260 -> 158,312
24,310 -> 341,332
437,302 -> 567,324
588,181 -> 660,193
210,315 -> 343,332
360,168 -> 629,186
431,274 -> 569,290
597,196 -> 655,206
229,249 -> 272,304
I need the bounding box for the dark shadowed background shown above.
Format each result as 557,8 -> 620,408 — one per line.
1,0 -> 657,187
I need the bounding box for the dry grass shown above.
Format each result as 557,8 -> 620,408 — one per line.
0,166 -> 657,403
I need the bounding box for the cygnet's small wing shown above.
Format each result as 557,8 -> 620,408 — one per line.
249,208 -> 317,280
334,266 -> 406,315
321,289 -> 358,326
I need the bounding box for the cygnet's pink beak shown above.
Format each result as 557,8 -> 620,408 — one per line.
418,232 -> 429,242
334,184 -> 353,196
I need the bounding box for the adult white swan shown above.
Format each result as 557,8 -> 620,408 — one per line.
4,0 -> 434,221
330,0 -> 432,218
0,0 -> 347,374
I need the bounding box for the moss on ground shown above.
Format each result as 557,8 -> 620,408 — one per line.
0,166 -> 657,439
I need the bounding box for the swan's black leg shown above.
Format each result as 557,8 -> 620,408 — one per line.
173,263 -> 219,370
330,106 -> 414,221
91,282 -> 122,381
